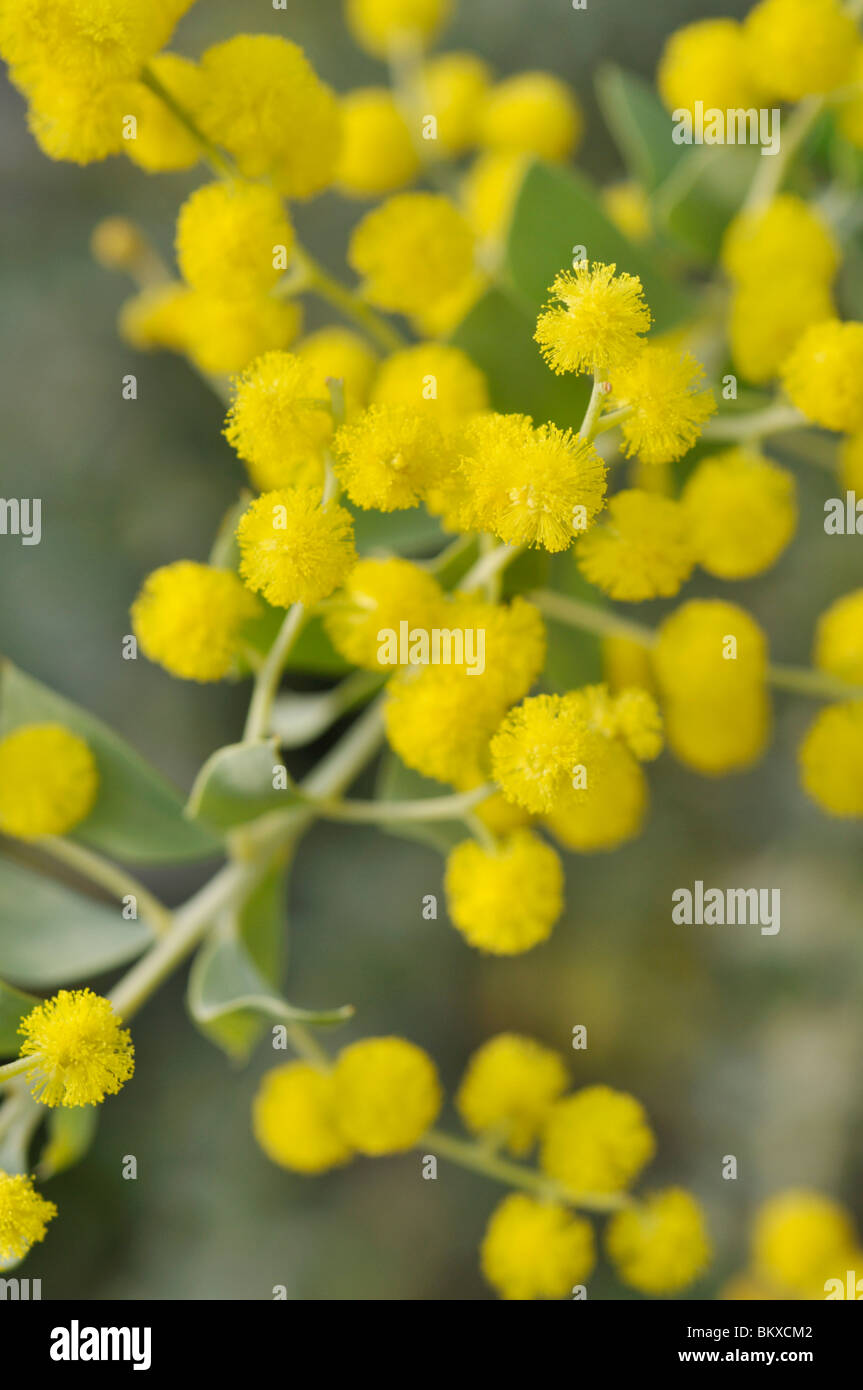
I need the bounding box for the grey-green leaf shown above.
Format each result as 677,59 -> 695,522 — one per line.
595,64 -> 679,193
375,753 -> 468,854
0,976 -> 38,1056
186,739 -> 303,831
37,1105 -> 99,1180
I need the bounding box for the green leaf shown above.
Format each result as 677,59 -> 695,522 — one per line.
653,145 -> 760,261
375,753 -> 468,854
0,856 -> 151,988
38,1105 -> 99,1180
186,738 -> 303,832
504,161 -> 692,331
350,502 -> 445,556
595,64 -> 679,193
0,662 -> 221,865
0,977 -> 38,1056
541,559 -> 604,694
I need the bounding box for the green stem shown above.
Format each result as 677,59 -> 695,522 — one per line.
39,837 -> 172,936
305,782 -> 495,824
768,664 -> 863,701
0,1055 -> 37,1085
743,96 -> 824,211
704,402 -> 807,444
296,249 -> 406,353
579,373 -> 610,442
531,589 -> 656,648
140,64 -> 236,178
244,604 -> 307,742
460,542 -> 526,593
593,404 -> 634,437
285,1023 -> 332,1069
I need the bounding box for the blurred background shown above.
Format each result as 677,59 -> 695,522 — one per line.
2,0 -> 862,1300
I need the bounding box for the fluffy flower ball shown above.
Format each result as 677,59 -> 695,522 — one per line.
478,72 -> 582,162
799,701 -> 863,817
535,263 -> 651,377
0,724 -> 98,840
606,1189 -> 711,1294
333,404 -> 453,511
237,488 -> 356,608
371,343 -> 489,420
540,1086 -> 656,1195
729,277 -> 835,386
752,1189 -> 857,1297
131,561 -> 260,683
612,345 -> 716,465
653,599 -> 768,699
345,0 -> 453,58
324,558 -> 444,670
296,327 -> 378,422
0,1172 -> 58,1263
223,351 -> 333,491
348,193 -> 475,316
422,52 -> 490,155
782,321 -> 863,434
124,53 -> 205,173
332,1037 -> 442,1155
481,1194 -> 595,1301
0,0 -> 183,88
681,449 -> 797,580
744,0 -> 858,101
252,1063 -> 353,1174
814,590 -> 863,685
490,693 -> 588,814
18,989 -> 134,1108
444,830 -> 564,955
657,18 -> 765,113
544,735 -> 648,852
335,88 -> 419,198
721,196 -> 839,290
456,1034 -> 568,1156
577,489 -> 695,601
175,182 -> 292,302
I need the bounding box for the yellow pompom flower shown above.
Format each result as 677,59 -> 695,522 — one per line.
180,294 -> 302,377
410,268 -> 488,338
456,1035 -> 568,1156
611,688 -> 664,762
721,196 -> 839,290
0,0 -> 181,87
782,320 -> 863,434
601,182 -> 652,244
612,345 -> 716,465
345,0 -> 452,57
348,193 -> 475,316
422,52 -> 491,156
799,701 -> 863,817
729,278 -> 836,385
461,150 -> 528,247
223,351 -> 332,492
296,327 -> 378,422
335,89 -> 419,198
490,694 -> 589,814
0,724 -> 98,840
24,77 -> 127,164
459,412 -> 607,552
175,182 -> 292,303
839,431 -> 863,494
91,216 -> 146,272
0,1172 -> 58,1263
445,830 -> 564,955
744,0 -> 857,101
18,989 -> 134,1108
654,599 -> 768,698
681,449 -> 797,580
540,1086 -> 656,1196
332,1037 -> 442,1155
324,558 -> 444,670
657,18 -> 765,113
606,1189 -> 712,1295
664,688 -> 771,778
237,488 -> 356,609
752,1190 -> 856,1297
472,787 -> 532,835
333,404 -> 453,511
123,54 -> 204,172
478,71 -> 582,162
198,36 -> 341,199
544,736 -> 648,852
535,262 -> 651,378
252,1063 -> 353,1174
446,593 -> 547,707
603,634 -> 655,695
576,489 -> 694,601
384,668 -> 506,788
131,561 -> 260,683
118,284 -> 194,352
481,1194 -> 595,1301
371,343 -> 489,421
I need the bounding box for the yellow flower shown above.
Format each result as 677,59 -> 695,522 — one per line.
410,268 -> 487,338
252,1063 -> 353,1174
456,1035 -> 568,1156
478,71 -> 582,162
24,76 -> 127,164
461,150 -> 529,247
744,0 -> 857,101
91,216 -> 146,272
664,688 -> 771,778
782,320 -> 863,434
535,262 -> 651,378
0,1172 -> 58,1262
345,0 -> 452,58
653,599 -> 769,699
296,327 -> 379,422
237,488 -> 356,609
446,593 -> 547,707
602,634 -> 656,695
444,830 -> 564,955
799,701 -> 863,817
0,0 -> 181,87
324,558 -> 444,670
0,724 -> 98,840
422,52 -> 491,156
721,196 -> 839,290
333,404 -> 453,511
490,693 -> 590,814
612,344 -> 716,465
335,88 -> 419,198
601,182 -> 651,244
657,18 -> 765,113
839,431 -> 863,494
752,1190 -> 857,1298
611,688 -> 664,762
577,489 -> 694,601
332,1037 -> 442,1154
123,54 -> 205,172
544,736 -> 648,852
729,278 -> 836,385
606,1189 -> 712,1295
384,669 -> 503,788
18,989 -> 134,1107
481,1194 -> 595,1301
459,412 -> 607,552
348,192 -> 475,316
175,181 -> 292,302
371,343 -> 489,421
681,448 -> 797,580
198,35 -> 341,198
540,1086 -> 656,1195
223,351 -> 333,492
179,293 -> 302,377
131,561 -> 260,683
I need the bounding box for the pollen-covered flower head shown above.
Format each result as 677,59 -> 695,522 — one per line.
664,687 -> 771,778
371,343 -> 489,421
681,448 -> 797,580
478,71 -> 583,162
721,196 -> 839,290
333,404 -> 454,511
131,561 -> 260,683
611,344 -> 716,465
324,557 -> 445,670
729,277 -> 835,386
0,1172 -> 58,1263
459,412 -> 607,552
348,192 -> 475,316
481,1194 -> 595,1301
744,0 -> 858,101
18,989 -> 134,1108
296,327 -> 378,423
609,688 -> 664,762
0,0 -> 182,88
198,36 -> 341,198
22,76 -> 128,164
576,489 -> 695,601
345,0 -> 453,57
421,52 -> 490,156
814,590 -> 863,685
799,701 -> 863,817
252,1063 -> 353,1174
384,666 -> 509,787
654,599 -> 768,700
335,88 -> 419,198
0,724 -> 98,840
174,293 -> 303,377
237,488 -> 356,609
540,1085 -> 656,1195
445,829 -> 564,955
461,149 -> 528,247
535,262 -> 651,378
175,181 -> 292,302
223,350 -> 333,492
123,54 -> 205,173
456,1034 -> 568,1156
446,593 -> 546,707
490,693 -> 591,814
332,1037 -> 442,1155
752,1190 -> 857,1297
606,1189 -> 711,1295
544,732 -> 648,851
657,18 -> 766,113
781,320 -> 863,434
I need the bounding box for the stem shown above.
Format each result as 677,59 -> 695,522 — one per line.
579,373 -> 610,442
0,1055 -> 38,1085
296,249 -> 406,353
531,589 -> 656,648
140,64 -> 236,178
39,837 -> 172,936
768,663 -> 863,701
704,402 -> 807,444
744,96 -> 824,211
285,1023 -> 332,1069
460,542 -> 526,593
305,782 -> 495,824
270,671 -> 386,748
465,811 -> 498,854
422,1128 -> 633,1212
244,604 -> 306,742
593,404 -> 634,437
